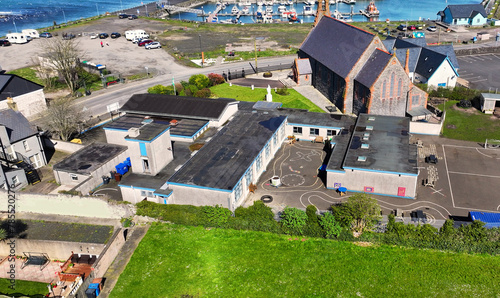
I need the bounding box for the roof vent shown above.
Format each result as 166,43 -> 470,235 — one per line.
361,144 -> 370,149
128,127 -> 140,137
358,156 -> 367,162
169,119 -> 178,126
142,118 -> 154,125
366,126 -> 373,131
368,116 -> 376,121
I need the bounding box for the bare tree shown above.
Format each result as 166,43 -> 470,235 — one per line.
42,98 -> 87,141
39,38 -> 82,93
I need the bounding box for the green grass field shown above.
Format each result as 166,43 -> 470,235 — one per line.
441,100 -> 500,142
111,224 -> 500,297
0,278 -> 48,297
210,83 -> 324,113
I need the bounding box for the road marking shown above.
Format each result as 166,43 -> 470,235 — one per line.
475,148 -> 500,159
497,205 -> 500,211
471,78 -> 488,83
442,144 -> 456,208
448,171 -> 500,179
431,188 -> 446,197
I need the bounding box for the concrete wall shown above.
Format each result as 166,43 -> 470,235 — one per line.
285,124 -> 341,141
0,239 -> 105,260
327,168 -> 418,198
92,228 -> 126,277
104,128 -> 129,146
119,185 -> 158,204
168,184 -> 231,208
126,129 -> 172,176
46,138 -> 84,153
209,102 -> 239,127
0,90 -> 47,119
0,192 -> 134,219
409,111 -> 446,135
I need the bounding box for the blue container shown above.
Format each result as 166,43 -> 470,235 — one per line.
85,283 -> 100,297
124,157 -> 131,167
115,163 -> 128,175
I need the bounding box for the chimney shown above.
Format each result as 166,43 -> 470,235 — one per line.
405,49 -> 410,75
6,97 -> 18,111
128,127 -> 140,138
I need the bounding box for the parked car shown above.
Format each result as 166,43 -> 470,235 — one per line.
427,26 -> 437,32
138,39 -> 153,46
425,154 -> 438,164
408,25 -> 416,31
90,33 -> 98,39
397,24 -> 407,31
416,24 -> 423,30
62,33 -> 76,40
132,37 -> 143,44
128,14 -> 138,20
118,13 -> 129,19
111,32 -> 121,39
145,41 -> 161,49
0,39 -> 11,47
99,33 -> 109,39
39,32 -> 53,38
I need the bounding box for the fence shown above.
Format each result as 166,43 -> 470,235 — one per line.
220,62 -> 292,80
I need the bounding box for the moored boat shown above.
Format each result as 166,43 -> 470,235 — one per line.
360,1 -> 379,17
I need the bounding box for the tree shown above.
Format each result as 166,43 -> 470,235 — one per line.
280,207 -> 307,234
148,84 -> 175,95
319,212 -> 342,239
188,74 -> 210,90
42,98 -> 88,141
333,193 -> 381,234
40,38 -> 82,93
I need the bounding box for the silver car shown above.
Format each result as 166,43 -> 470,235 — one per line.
145,41 -> 161,49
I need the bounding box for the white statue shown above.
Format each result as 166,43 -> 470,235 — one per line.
266,85 -> 273,102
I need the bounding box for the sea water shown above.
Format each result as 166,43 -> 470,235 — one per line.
0,0 -> 146,37
176,0 -> 480,24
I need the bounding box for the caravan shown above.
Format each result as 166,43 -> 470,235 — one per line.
21,29 -> 39,40
5,33 -> 28,44
125,30 -> 149,41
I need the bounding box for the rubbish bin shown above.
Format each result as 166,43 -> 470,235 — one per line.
114,173 -> 122,182
102,176 -> 110,184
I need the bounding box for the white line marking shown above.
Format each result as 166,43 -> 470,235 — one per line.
471,79 -> 488,83
443,144 -> 498,150
442,144 -> 456,208
475,148 -> 500,159
448,171 -> 500,179
497,205 -> 500,211
431,188 -> 446,197
93,188 -> 118,193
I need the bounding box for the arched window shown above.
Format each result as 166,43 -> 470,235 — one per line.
397,78 -> 402,98
389,73 -> 395,98
381,80 -> 386,100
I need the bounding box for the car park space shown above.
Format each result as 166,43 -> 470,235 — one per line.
457,54 -> 500,90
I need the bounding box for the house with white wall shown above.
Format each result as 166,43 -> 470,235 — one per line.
0,74 -> 47,119
438,4 -> 488,26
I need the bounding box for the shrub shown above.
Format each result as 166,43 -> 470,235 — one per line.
136,201 -> 205,226
202,205 -> 231,227
148,84 -> 170,94
263,72 -> 272,78
276,86 -> 289,96
208,73 -> 225,86
319,212 -> 342,239
458,99 -> 472,108
331,194 -> 381,234
189,74 -> 210,90
280,207 -> 308,235
195,88 -> 212,98
185,84 -> 199,96
235,200 -> 274,221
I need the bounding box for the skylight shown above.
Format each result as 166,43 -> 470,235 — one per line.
366,126 -> 373,131
361,144 -> 370,149
358,156 -> 367,162
368,116 -> 376,121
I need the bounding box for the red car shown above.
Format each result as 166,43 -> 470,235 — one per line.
408,25 -> 417,31
138,39 -> 153,46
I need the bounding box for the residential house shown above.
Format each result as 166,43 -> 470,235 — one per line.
297,16 -> 428,116
0,74 -> 47,119
0,109 -> 46,190
438,4 -> 488,26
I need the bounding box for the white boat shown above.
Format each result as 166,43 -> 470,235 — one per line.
333,9 -> 345,20
265,0 -> 274,5
278,5 -> 287,12
231,5 -> 239,14
280,0 -> 287,5
257,0 -> 264,6
264,13 -> 273,22
266,6 -> 273,13
303,5 -> 314,15
329,0 -> 337,4
305,0 -> 315,5
242,6 -> 250,14
256,6 -> 264,18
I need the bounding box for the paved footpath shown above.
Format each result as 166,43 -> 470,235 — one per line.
100,225 -> 150,297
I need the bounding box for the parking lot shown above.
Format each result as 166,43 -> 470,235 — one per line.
457,53 -> 500,91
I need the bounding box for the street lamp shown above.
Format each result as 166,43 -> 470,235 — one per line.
199,34 -> 203,68
96,3 -> 100,16
62,9 -> 67,24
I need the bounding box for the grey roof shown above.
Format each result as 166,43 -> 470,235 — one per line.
0,109 -> 38,143
53,142 -> 128,175
394,47 -> 422,73
0,74 -> 44,101
382,37 -> 421,52
105,114 -> 208,138
168,111 -> 287,191
253,101 -> 283,110
120,94 -> 236,121
284,108 -> 355,128
343,114 -> 418,174
407,106 -> 433,117
481,93 -> 500,100
427,44 -> 460,69
415,47 -> 447,80
402,37 -> 427,48
446,4 -> 487,19
299,16 -> 375,78
296,58 -> 312,75
355,49 -> 392,88
326,127 -> 354,171
125,123 -> 170,141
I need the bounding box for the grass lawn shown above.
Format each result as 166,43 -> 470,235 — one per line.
7,67 -> 44,86
111,224 -> 500,297
210,83 -> 324,113
441,100 -> 500,142
0,278 -> 48,297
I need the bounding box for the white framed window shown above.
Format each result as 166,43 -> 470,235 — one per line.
265,144 -> 270,159
293,126 -> 302,135
256,154 -> 262,172
29,153 -> 42,169
70,174 -> 78,181
361,144 -> 370,149
234,183 -> 242,202
12,176 -> 19,186
310,128 -> 319,136
23,140 -> 30,151
327,130 -> 336,136
245,169 -> 253,187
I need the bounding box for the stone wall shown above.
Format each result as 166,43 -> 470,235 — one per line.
0,192 -> 134,219
455,46 -> 500,56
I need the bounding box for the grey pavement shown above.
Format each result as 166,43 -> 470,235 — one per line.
100,225 -> 150,297
293,85 -> 339,113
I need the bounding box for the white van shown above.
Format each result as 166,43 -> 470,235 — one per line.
22,29 -> 39,40
125,30 -> 149,41
5,33 -> 28,44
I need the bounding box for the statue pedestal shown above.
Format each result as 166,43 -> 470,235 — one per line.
266,94 -> 273,102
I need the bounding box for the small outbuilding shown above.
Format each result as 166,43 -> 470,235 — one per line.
292,58 -> 312,85
480,93 -> 500,114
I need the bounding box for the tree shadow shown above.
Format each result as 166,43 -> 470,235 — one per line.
0,220 -> 28,238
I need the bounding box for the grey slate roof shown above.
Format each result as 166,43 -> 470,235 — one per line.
402,37 -> 427,48
0,74 -> 44,101
120,94 -> 236,121
295,58 -> 312,75
394,47 -> 422,73
168,111 -> 287,191
415,47 -> 447,80
355,49 -> 392,88
428,44 -> 460,69
446,4 -> 487,19
382,37 -> 421,52
0,109 -> 38,143
53,142 -> 128,175
299,16 -> 375,78
343,114 -> 418,174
